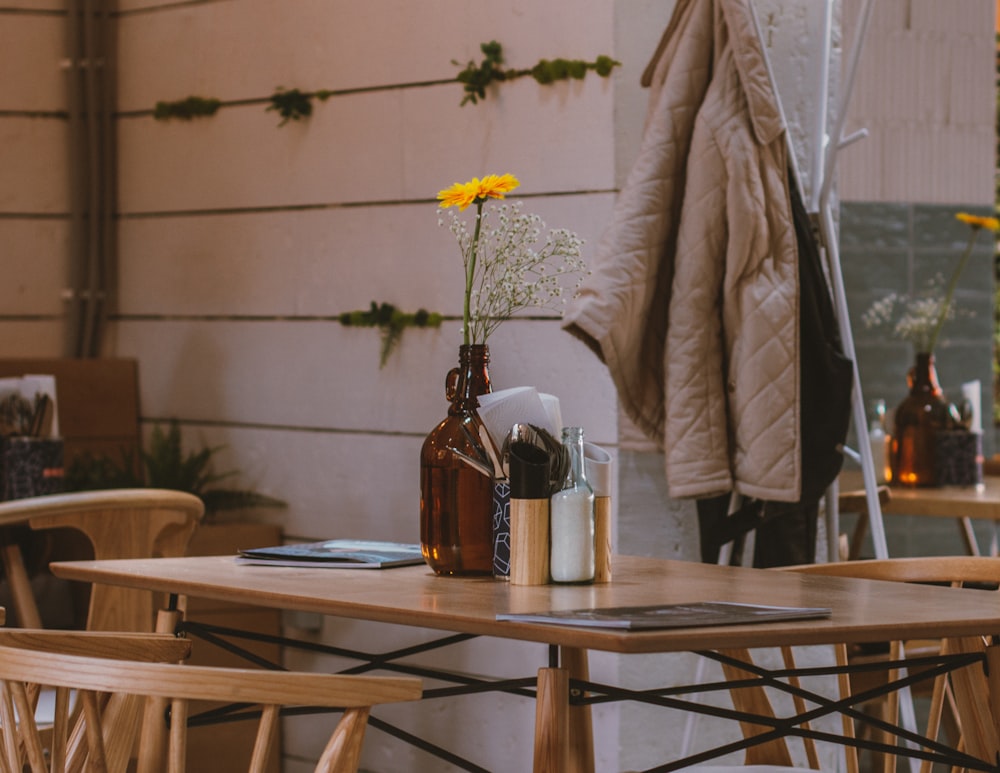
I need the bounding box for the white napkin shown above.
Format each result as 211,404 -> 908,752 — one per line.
961,380 -> 982,434
477,387 -> 561,447
584,442 -> 614,497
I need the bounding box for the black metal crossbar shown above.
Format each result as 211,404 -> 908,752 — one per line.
173,615 -> 1000,773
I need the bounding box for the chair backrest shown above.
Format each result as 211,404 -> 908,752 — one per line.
0,630 -> 422,773
719,557 -> 1000,772
782,556 -> 1000,773
784,555 -> 1000,586
2,489 -> 204,631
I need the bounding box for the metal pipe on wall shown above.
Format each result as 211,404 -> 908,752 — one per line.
64,0 -> 87,358
64,0 -> 115,358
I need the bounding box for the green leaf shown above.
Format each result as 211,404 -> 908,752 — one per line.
63,419 -> 286,520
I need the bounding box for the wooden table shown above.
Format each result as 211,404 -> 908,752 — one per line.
839,471 -> 1000,557
51,553 -> 1000,772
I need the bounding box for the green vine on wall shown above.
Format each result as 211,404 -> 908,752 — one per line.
340,302 -> 443,367
267,87 -> 333,126
151,40 -> 617,122
153,96 -> 223,121
454,40 -> 620,106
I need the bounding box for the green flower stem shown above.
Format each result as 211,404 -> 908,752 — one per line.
464,199 -> 485,346
925,226 -> 984,354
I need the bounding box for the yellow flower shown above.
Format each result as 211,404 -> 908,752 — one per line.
955,212 -> 1000,231
437,173 -> 520,211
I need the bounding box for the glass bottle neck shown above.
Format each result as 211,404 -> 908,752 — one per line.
448,344 -> 492,413
910,352 -> 942,396
561,427 -> 590,489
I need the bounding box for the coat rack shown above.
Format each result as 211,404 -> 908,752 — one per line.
750,0 -> 888,562
682,2 -> 893,760
752,4 -> 929,767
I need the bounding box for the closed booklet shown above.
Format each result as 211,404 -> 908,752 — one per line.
496,602 -> 831,630
236,539 -> 424,569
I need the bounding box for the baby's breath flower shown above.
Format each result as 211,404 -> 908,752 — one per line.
862,212 -> 995,353
437,175 -> 588,345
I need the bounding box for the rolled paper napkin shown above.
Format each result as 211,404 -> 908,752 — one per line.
508,439 -> 552,585
583,442 -> 613,496
477,387 -> 561,450
584,441 -> 613,583
961,380 -> 982,434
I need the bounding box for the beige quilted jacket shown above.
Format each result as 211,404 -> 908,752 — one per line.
564,0 -> 801,502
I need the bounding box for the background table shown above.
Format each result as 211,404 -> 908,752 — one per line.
839,471 -> 1000,557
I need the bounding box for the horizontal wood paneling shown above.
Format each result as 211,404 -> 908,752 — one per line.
0,15 -> 65,111
115,0 -> 615,109
117,78 -> 615,213
840,0 -> 995,204
0,1 -> 64,12
115,319 -> 617,443
0,118 -> 68,212
0,220 -> 69,314
0,321 -> 64,357
183,425 -> 422,542
116,193 -> 615,315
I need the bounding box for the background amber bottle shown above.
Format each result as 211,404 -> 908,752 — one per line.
890,353 -> 948,486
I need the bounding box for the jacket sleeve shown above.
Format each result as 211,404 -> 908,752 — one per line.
664,119 -> 734,499
561,0 -> 714,447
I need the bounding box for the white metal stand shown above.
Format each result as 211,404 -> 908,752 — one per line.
748,0 -> 888,562
683,2 -> 897,762
755,5 -> 922,769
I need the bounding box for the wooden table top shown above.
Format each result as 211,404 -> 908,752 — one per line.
51,554 -> 1000,654
839,470 -> 1000,520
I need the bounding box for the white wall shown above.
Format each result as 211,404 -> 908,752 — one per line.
2,0 -> 996,769
0,0 -> 70,354
839,0 -> 996,203
113,1 -> 618,770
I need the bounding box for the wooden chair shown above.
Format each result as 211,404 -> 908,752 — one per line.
714,645 -> 842,771
782,556 -> 1000,773
0,489 -> 204,631
0,628 -> 423,773
715,557 -> 1000,773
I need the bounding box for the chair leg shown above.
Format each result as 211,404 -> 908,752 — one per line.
137,608 -> 184,773
315,707 -> 370,773
1,544 -> 42,628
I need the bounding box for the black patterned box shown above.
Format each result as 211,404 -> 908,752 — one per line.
933,430 -> 983,488
491,480 -> 511,578
1,437 -> 65,500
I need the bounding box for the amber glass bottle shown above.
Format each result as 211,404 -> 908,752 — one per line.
890,352 -> 948,486
419,344 -> 495,575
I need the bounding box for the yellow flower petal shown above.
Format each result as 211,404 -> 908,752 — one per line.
956,212 -> 1000,231
437,174 -> 520,210
476,173 -> 520,200
437,180 -> 480,211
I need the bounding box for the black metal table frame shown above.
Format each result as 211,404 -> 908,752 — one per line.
164,595 -> 999,773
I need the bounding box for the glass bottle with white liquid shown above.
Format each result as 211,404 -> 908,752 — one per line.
549,426 -> 595,583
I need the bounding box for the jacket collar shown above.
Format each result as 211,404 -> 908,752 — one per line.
719,0 -> 785,146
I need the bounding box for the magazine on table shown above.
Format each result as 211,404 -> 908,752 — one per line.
496,601 -> 831,630
236,539 -> 424,569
